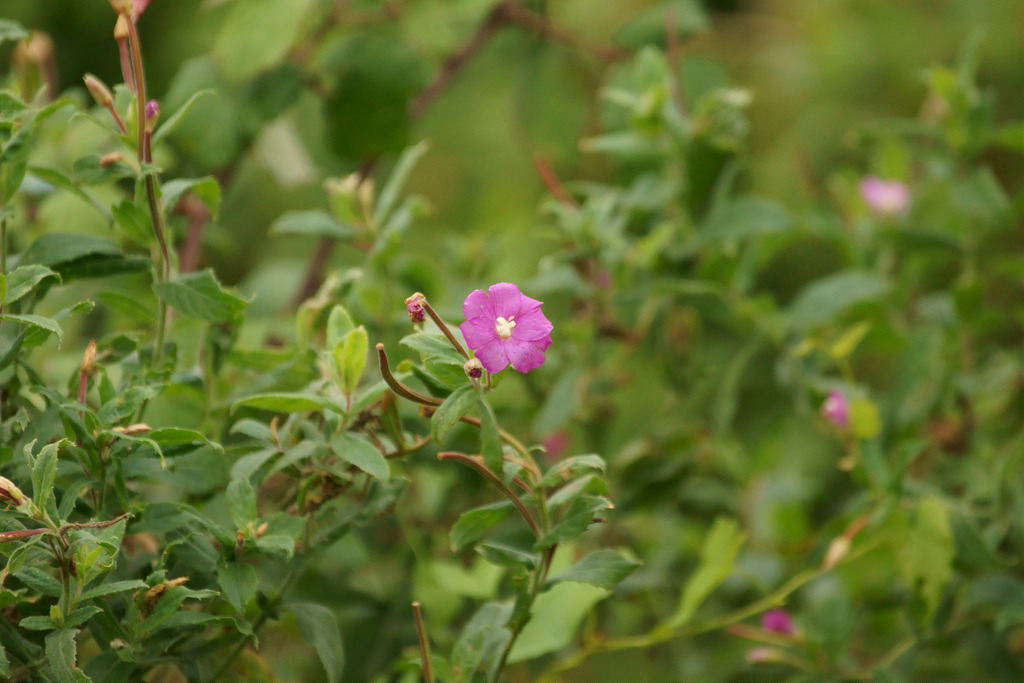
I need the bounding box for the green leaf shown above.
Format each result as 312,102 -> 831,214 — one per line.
1,265 -> 59,305
45,629 -> 90,683
787,271 -> 891,332
148,428 -> 222,452
374,140 -> 431,226
289,602 -> 345,683
507,582 -> 610,663
431,384 -> 479,445
325,305 -> 356,349
330,433 -> 389,482
226,477 -> 258,530
269,210 -> 355,239
613,0 -> 709,47
212,0 -> 314,82
334,327 -> 368,395
161,176 -> 222,221
218,563 -> 258,613
701,197 -> 794,243
850,397 -> 882,440
535,496 -> 610,549
154,269 -> 249,323
547,549 -> 641,590
18,233 -> 120,268
0,314 -> 63,346
0,20 -> 29,45
541,454 -> 607,488
890,496 -> 954,621
450,502 -> 512,552
452,602 -> 512,683
78,580 -> 148,602
30,440 -> 65,516
668,517 -> 746,628
477,399 -> 503,474
400,332 -> 466,365
231,392 -> 330,414
151,89 -> 215,148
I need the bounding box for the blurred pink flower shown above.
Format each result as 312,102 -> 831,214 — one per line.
859,175 -> 909,216
145,99 -> 160,122
761,609 -> 795,635
459,283 -> 552,373
541,431 -> 571,460
821,390 -> 850,429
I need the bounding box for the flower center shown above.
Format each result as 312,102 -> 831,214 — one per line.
495,316 -> 516,339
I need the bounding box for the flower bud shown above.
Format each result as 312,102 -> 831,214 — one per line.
821,390 -> 849,429
112,423 -> 152,436
464,358 -> 483,379
822,536 -> 851,570
746,647 -> 783,664
100,152 -> 124,166
405,292 -> 426,323
761,609 -> 795,635
81,339 -> 98,374
145,99 -> 160,130
0,477 -> 28,506
83,74 -> 114,108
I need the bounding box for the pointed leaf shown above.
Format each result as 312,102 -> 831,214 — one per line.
450,502 -> 512,552
547,549 -> 641,590
668,517 -> 746,628
431,384 -> 479,445
154,269 -> 249,323
330,433 -> 388,482
289,602 -> 345,683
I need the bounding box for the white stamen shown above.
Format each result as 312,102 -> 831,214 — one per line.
495,316 -> 515,339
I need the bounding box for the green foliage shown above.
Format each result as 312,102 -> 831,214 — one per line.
0,3 -> 1020,682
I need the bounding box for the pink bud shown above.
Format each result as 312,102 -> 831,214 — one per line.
405,292 -> 426,323
761,609 -> 795,635
145,99 -> 160,122
859,175 -> 909,216
821,390 -> 850,429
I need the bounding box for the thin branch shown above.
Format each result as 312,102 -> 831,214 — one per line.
533,153 -> 578,208
502,1 -> 628,62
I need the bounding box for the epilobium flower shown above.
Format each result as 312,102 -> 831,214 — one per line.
459,283 -> 552,373
821,390 -> 850,429
761,609 -> 795,635
405,292 -> 426,323
859,175 -> 909,216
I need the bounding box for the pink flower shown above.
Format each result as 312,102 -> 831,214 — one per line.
145,99 -> 160,122
859,175 -> 909,216
821,390 -> 850,429
761,609 -> 795,635
459,283 -> 553,373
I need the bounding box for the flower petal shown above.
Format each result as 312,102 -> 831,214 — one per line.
463,288 -> 495,322
474,343 -> 510,374
460,318 -> 500,351
505,339 -> 547,373
487,282 -> 523,319
511,306 -> 553,342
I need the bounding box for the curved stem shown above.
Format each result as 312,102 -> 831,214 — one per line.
376,343 -> 443,406
421,299 -> 469,359
438,451 -> 540,537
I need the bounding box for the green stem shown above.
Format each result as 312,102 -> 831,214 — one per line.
412,601 -> 434,683
490,538 -> 557,682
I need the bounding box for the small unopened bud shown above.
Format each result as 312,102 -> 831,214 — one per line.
100,152 -> 124,166
761,609 -> 795,635
144,99 -> 159,130
81,340 -> 98,374
822,536 -> 851,570
746,647 -> 783,664
405,292 -> 426,323
84,74 -> 114,108
114,14 -> 130,41
255,522 -> 269,538
464,358 -> 484,379
0,477 -> 28,506
112,423 -> 152,436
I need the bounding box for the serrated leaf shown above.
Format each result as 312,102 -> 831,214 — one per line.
154,269 -> 249,323
668,517 -> 746,628
431,384 -> 479,445
226,478 -> 258,530
231,392 -> 328,414
535,496 -> 610,549
289,602 -> 345,683
161,176 -> 222,221
547,549 -> 641,590
2,265 -> 59,305
325,305 -> 355,349
0,314 -> 63,346
218,563 -> 257,613
450,502 -> 512,552
45,628 -> 89,683
330,433 -> 388,482
269,210 -> 355,239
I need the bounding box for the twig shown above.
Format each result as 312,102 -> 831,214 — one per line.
502,1 -> 628,63
412,602 -> 434,683
438,451 -> 540,537
375,343 -> 443,406
533,154 -> 578,208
